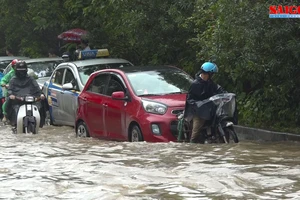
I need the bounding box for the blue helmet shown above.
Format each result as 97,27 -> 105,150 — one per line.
201,62 -> 218,73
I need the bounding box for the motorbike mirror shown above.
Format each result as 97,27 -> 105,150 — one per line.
62,83 -> 74,90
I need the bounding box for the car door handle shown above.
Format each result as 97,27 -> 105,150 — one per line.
103,103 -> 108,107
82,97 -> 87,101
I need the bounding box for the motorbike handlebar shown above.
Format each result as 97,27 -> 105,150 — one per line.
15,96 -> 41,102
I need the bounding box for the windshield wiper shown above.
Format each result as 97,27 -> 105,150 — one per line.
138,94 -> 163,97
168,91 -> 184,94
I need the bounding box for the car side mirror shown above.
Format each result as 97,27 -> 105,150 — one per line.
62,83 -> 74,90
112,91 -> 128,101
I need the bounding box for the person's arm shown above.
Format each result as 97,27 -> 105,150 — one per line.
30,77 -> 42,97
7,77 -> 16,98
0,70 -> 14,86
214,84 -> 227,94
187,82 -> 205,103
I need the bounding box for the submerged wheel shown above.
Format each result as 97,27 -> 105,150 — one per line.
129,125 -> 143,142
28,122 -> 36,134
76,121 -> 90,137
224,127 -> 239,143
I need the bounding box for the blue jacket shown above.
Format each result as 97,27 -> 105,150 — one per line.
0,72 -> 3,98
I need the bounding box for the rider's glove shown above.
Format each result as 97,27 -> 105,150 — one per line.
40,94 -> 45,100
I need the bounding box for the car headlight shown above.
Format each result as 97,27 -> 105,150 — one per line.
141,99 -> 167,115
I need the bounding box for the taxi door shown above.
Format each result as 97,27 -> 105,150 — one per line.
60,68 -> 79,126
47,67 -> 66,124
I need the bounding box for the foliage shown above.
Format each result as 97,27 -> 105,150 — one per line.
0,0 -> 299,132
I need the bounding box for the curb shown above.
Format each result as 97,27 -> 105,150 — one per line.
234,125 -> 300,142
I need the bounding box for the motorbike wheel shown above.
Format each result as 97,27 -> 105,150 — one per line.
223,127 -> 239,143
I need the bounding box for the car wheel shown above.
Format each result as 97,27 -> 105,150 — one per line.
76,121 -> 90,137
130,125 -> 143,142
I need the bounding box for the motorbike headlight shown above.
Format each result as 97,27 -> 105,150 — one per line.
25,96 -> 35,102
141,99 -> 167,115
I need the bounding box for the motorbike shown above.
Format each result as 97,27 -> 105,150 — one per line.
13,96 -> 41,134
177,93 -> 239,144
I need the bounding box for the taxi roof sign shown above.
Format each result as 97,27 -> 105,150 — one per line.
78,49 -> 110,60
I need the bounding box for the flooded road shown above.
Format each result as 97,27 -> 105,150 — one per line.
0,125 -> 299,200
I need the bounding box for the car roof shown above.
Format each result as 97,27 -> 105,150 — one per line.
23,57 -> 63,63
67,58 -> 132,68
0,56 -> 29,61
107,65 -> 182,73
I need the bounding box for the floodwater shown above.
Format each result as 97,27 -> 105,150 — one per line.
0,124 -> 299,200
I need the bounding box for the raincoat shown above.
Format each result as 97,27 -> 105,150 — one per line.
184,72 -> 226,120
6,75 -> 43,126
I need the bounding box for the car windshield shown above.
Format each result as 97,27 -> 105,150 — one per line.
0,60 -> 12,71
79,62 -> 133,85
126,68 -> 193,96
27,61 -> 61,78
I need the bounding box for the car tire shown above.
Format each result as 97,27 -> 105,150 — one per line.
129,125 -> 143,142
76,121 -> 90,137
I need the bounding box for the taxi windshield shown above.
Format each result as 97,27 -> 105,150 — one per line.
78,63 -> 133,85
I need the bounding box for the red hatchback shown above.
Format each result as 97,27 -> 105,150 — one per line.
75,66 -> 193,142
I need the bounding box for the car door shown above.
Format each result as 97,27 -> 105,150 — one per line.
48,67 -> 65,124
103,74 -> 127,140
60,67 -> 80,126
84,73 -> 110,138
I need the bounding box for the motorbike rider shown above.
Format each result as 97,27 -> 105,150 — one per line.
0,59 -> 19,122
6,60 -> 45,131
185,62 -> 226,143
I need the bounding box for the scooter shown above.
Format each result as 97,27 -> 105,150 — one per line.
177,93 -> 239,144
14,96 -> 41,134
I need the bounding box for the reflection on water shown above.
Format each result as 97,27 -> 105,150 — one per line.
0,124 -> 299,199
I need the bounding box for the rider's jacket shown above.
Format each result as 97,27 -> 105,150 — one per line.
8,75 -> 41,97
184,72 -> 226,119
6,75 -> 43,126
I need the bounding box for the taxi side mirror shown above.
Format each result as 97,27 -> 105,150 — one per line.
62,83 -> 74,90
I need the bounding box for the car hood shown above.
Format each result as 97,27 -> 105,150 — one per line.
37,77 -> 50,89
142,94 -> 187,107
37,77 -> 50,84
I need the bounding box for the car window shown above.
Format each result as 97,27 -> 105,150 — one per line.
78,62 -> 133,85
27,61 -> 61,78
86,74 -> 110,95
106,75 -> 125,96
64,68 -> 75,84
64,68 -> 79,90
126,68 -> 193,96
3,64 -> 12,74
52,68 -> 65,85
0,61 -> 12,72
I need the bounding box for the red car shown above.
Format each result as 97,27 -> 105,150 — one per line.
75,65 -> 194,142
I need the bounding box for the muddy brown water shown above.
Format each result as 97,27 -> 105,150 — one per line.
0,124 -> 299,200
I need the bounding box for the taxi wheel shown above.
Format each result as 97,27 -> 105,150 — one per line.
130,125 -> 143,142
76,121 -> 90,137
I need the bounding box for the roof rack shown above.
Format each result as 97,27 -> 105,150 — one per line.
77,49 -> 110,60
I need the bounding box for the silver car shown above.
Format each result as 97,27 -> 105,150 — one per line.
0,56 -> 29,72
43,58 -> 134,127
4,57 -> 63,88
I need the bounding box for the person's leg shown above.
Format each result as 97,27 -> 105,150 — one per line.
0,98 -> 3,120
190,116 -> 206,143
2,100 -> 7,122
